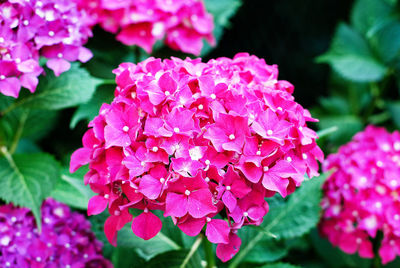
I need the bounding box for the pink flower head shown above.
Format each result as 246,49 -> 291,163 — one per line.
0,199 -> 112,267
320,125 -> 400,264
0,0 -> 94,97
76,0 -> 214,55
71,53 -> 322,262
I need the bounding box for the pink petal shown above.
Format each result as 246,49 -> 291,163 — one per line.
70,148 -> 91,173
87,195 -> 108,216
165,193 -> 188,217
237,162 -> 262,183
222,191 -> 237,212
178,217 -> 206,236
132,211 -> 162,240
46,58 -> 71,77
216,233 -> 241,262
139,175 -> 162,200
187,189 -> 217,218
0,78 -> 21,98
104,216 -> 118,246
20,73 -> 39,93
205,219 -> 230,244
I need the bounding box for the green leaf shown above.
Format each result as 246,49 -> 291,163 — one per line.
317,23 -> 387,82
387,101 -> 400,128
117,223 -> 181,260
7,63 -> 101,111
351,0 -> 394,35
240,227 -> 288,263
70,84 -> 115,128
51,167 -> 94,210
0,151 -> 60,229
146,249 -> 202,268
368,21 -> 400,63
201,0 -> 242,56
317,23 -> 371,58
260,263 -> 301,268
319,54 -> 387,82
229,175 -> 326,268
262,176 -> 326,240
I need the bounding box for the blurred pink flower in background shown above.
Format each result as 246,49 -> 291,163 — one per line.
320,125 -> 400,264
76,0 -> 215,54
0,0 -> 94,97
0,199 -> 112,268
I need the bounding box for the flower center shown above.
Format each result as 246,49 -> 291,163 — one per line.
229,134 -> 235,140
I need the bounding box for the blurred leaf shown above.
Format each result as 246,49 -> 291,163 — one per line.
7,63 -> 101,111
51,167 -> 94,210
260,263 -> 301,268
319,97 -> 351,115
319,54 -> 387,82
318,115 -> 363,145
0,151 -> 60,230
351,0 -> 394,35
146,249 -> 202,268
310,229 -> 372,268
368,21 -> 400,64
70,84 -> 115,128
387,101 -> 400,128
112,247 -> 146,268
117,223 -> 181,260
202,0 -> 242,56
15,139 -> 41,153
317,23 -> 387,82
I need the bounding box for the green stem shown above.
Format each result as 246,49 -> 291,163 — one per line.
372,254 -> 382,268
100,79 -> 116,85
363,83 -> 380,124
203,237 -> 216,268
9,110 -> 29,154
180,235 -> 203,268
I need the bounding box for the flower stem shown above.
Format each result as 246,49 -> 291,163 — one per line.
180,235 -> 203,268
203,237 -> 216,268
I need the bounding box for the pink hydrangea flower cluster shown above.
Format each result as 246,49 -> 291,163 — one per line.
76,0 -> 214,55
0,0 -> 94,98
70,53 -> 323,262
320,125 -> 400,264
0,199 -> 112,268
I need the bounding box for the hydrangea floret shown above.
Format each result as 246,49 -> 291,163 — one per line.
71,53 -> 323,262
76,0 -> 214,55
0,199 -> 112,267
320,125 -> 400,264
0,0 -> 94,98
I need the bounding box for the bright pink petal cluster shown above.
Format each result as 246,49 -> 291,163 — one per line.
0,0 -> 94,98
71,53 -> 323,262
320,125 -> 400,264
0,199 -> 112,268
76,0 -> 214,55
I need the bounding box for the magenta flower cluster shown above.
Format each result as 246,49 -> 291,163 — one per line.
0,0 -> 94,98
76,0 -> 214,55
0,199 -> 112,268
320,125 -> 400,264
71,53 -> 323,262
